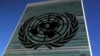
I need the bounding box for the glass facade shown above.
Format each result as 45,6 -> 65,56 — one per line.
3,0 -> 91,56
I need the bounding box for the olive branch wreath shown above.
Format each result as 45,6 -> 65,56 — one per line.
18,13 -> 78,50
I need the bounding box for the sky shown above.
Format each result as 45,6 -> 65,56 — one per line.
0,0 -> 100,56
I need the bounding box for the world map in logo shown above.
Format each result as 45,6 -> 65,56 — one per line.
18,13 -> 78,50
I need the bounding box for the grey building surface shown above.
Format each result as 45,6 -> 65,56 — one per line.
3,0 -> 92,56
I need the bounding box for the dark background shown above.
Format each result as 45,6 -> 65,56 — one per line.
0,0 -> 99,56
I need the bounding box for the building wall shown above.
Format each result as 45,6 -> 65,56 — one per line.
3,0 -> 91,56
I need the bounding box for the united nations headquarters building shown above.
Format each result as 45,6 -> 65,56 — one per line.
3,0 -> 92,56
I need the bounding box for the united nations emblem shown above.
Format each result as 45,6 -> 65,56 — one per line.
18,13 -> 78,50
